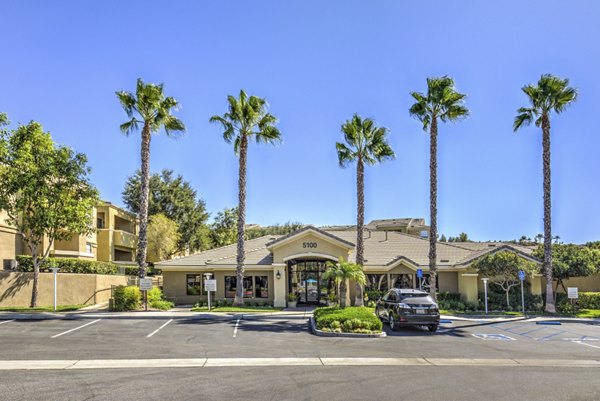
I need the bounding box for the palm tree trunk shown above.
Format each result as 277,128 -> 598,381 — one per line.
355,158 -> 365,306
136,123 -> 151,280
340,279 -> 347,308
542,114 -> 555,313
234,134 -> 248,306
428,117 -> 438,300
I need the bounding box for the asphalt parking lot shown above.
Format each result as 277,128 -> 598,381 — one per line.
1,316 -> 599,401
4,303 -> 595,395
0,316 -> 598,361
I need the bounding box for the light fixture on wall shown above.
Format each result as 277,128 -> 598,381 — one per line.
276,270 -> 281,280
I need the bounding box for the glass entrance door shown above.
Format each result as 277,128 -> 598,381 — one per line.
287,259 -> 335,305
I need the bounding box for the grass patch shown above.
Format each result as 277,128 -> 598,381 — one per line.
314,306 -> 382,334
191,306 -> 282,312
0,304 -> 86,312
440,309 -> 600,318
574,309 -> 600,318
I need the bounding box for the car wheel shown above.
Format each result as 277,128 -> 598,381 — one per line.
389,314 -> 397,331
428,324 -> 438,333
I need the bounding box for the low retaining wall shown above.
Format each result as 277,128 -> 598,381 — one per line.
0,271 -> 129,307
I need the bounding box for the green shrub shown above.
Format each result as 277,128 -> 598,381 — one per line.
150,300 -> 174,310
16,255 -> 119,275
113,285 -> 141,311
437,292 -> 462,302
146,287 -> 174,310
365,290 -> 385,302
557,292 -> 600,313
314,307 -> 382,333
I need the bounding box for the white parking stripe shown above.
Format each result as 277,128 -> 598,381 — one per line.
51,319 -> 101,338
0,320 -> 15,325
147,319 -> 173,338
573,341 -> 600,350
233,318 -> 240,338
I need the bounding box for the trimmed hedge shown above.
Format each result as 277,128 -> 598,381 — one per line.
557,292 -> 600,313
16,255 -> 121,275
113,285 -> 141,311
314,306 -> 382,334
14,255 -> 158,276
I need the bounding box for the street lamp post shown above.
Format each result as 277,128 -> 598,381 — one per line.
481,277 -> 489,315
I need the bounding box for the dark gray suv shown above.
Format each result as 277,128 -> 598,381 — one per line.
375,289 -> 440,332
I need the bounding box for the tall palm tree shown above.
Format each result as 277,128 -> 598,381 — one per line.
409,76 -> 469,300
210,90 -> 281,306
323,258 -> 366,308
116,79 -> 185,281
514,74 -> 577,313
336,114 -> 394,306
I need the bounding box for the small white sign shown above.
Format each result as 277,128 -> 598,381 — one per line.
204,279 -> 217,292
567,287 -> 579,299
139,278 -> 153,291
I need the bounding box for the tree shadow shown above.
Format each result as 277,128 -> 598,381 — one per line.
0,272 -> 32,303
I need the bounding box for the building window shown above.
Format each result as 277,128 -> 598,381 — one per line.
390,274 -> 413,289
255,276 -> 268,298
243,277 -> 253,298
225,276 -> 236,298
187,275 -> 202,295
86,242 -> 93,254
366,274 -> 388,292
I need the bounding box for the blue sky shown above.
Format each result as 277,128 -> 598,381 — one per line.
2,1 -> 599,243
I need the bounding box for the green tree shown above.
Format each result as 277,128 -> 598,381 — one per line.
209,207 -> 238,247
246,221 -> 304,240
116,79 -> 185,279
122,169 -> 210,253
514,74 -> 578,313
409,76 -> 469,300
336,114 -> 394,306
210,90 -> 281,305
322,258 -> 366,308
448,232 -> 470,242
0,120 -> 99,307
533,244 -> 600,303
472,251 -> 538,308
147,214 -> 180,263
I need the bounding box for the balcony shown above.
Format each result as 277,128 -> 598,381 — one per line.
113,230 -> 137,249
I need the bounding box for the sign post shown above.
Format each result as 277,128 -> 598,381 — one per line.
416,269 -> 423,290
204,273 -> 216,312
139,277 -> 153,311
481,278 -> 489,315
567,287 -> 579,315
51,267 -> 60,312
518,270 -> 526,314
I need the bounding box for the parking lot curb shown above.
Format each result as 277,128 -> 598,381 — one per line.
310,318 -> 386,338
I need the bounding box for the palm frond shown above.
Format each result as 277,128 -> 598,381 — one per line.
336,142 -> 355,168
119,118 -> 140,136
513,108 -> 535,131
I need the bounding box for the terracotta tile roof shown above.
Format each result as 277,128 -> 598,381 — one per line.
156,229 -> 541,269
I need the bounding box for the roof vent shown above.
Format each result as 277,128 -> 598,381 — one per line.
488,244 -> 496,248
440,259 -> 450,263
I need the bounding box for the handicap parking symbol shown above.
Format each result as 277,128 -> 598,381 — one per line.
472,333 -> 516,341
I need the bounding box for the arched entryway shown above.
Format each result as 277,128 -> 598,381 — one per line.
287,258 -> 336,305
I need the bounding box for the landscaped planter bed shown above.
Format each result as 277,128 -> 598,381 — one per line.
312,306 -> 384,337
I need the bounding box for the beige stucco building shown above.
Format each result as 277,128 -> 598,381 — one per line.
156,223 -> 567,307
0,201 -> 137,267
